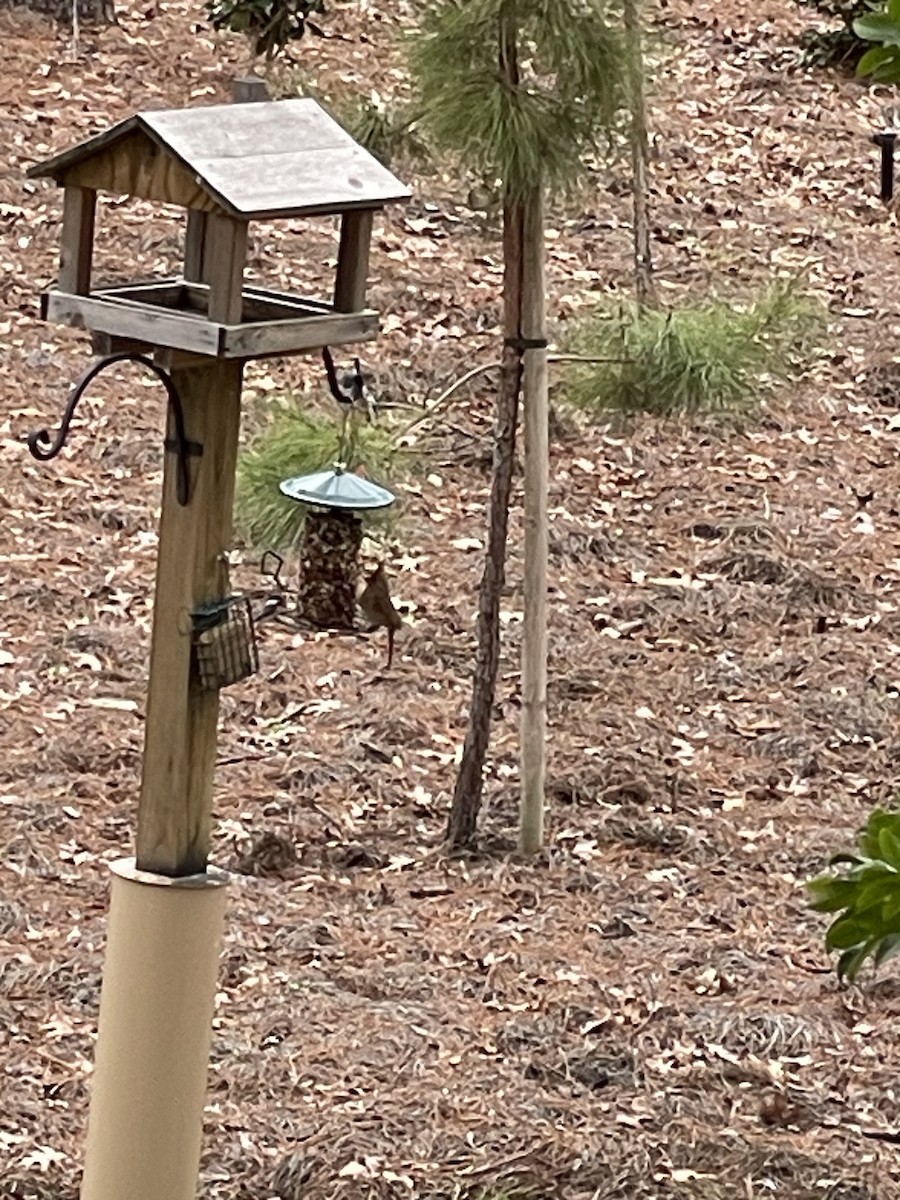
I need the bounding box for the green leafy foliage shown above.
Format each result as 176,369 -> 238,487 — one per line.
793,0 -> 881,68
854,0 -> 900,80
206,0 -> 325,61
808,808 -> 900,981
561,284 -> 821,419
235,405 -> 406,551
409,0 -> 625,201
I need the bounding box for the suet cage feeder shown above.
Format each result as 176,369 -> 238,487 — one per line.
191,595 -> 259,691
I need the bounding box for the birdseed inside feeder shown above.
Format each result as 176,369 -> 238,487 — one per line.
280,466 -> 396,630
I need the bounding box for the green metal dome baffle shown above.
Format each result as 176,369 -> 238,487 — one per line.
279,466 -> 395,630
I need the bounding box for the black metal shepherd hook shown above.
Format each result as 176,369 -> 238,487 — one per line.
27,352 -> 203,506
322,345 -> 376,422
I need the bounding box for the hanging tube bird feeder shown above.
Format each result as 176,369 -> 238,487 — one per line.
280,465 -> 396,630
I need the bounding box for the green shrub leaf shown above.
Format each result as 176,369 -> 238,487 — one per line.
808,806 -> 900,983
837,941 -> 877,982
877,825 -> 900,869
826,913 -> 869,950
807,877 -> 864,912
853,12 -> 900,41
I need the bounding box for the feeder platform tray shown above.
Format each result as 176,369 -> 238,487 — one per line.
43,279 -> 378,360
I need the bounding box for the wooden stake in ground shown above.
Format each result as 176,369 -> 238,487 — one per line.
518,187 -> 548,855
447,196 -> 525,848
624,0 -> 658,310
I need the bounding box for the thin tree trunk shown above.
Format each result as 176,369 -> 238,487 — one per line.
446,200 -> 525,849
446,0 -> 525,850
624,0 -> 657,310
518,187 -> 548,855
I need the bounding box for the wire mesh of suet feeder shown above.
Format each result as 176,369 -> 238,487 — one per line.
279,467 -> 396,630
191,596 -> 259,690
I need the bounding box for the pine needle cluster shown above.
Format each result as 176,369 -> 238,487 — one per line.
235,404 -> 406,551
410,0 -> 625,200
563,283 -> 822,419
339,95 -> 429,170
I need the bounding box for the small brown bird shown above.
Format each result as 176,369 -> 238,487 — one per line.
358,564 -> 403,667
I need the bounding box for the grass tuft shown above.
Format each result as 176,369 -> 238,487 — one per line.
562,283 -> 822,420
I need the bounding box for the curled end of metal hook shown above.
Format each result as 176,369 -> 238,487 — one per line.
27,428 -> 54,461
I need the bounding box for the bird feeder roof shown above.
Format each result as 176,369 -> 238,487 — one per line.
28,99 -> 411,220
280,468 -> 396,511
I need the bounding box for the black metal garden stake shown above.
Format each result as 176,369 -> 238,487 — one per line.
873,104 -> 900,202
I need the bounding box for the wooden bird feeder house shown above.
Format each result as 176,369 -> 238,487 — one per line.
26,94 -> 409,1200
27,95 -> 409,871
29,98 -> 410,361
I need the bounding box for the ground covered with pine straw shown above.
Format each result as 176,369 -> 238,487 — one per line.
3,0 -> 900,1196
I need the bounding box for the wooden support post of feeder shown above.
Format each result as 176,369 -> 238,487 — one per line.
334,209 -> 374,313
183,76 -> 270,289
59,184 -> 96,294
232,74 -> 271,104
135,358 -> 244,876
27,94 -> 409,1200
137,173 -> 251,878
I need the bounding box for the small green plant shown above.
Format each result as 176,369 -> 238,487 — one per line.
206,0 -> 325,62
562,283 -> 820,419
287,81 -> 429,169
854,0 -> 900,82
235,404 -> 405,550
794,0 -> 881,69
410,0 -> 624,202
338,94 -> 429,170
808,808 -> 900,981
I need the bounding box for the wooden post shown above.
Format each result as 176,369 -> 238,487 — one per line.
334,210 -> 374,312
518,187 -> 548,856
135,360 -> 243,876
205,214 -> 247,325
180,75 -> 268,291
232,75 -> 270,103
59,185 -> 96,294
183,211 -> 208,283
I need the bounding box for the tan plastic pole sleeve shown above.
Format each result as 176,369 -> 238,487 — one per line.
80,857 -> 229,1200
